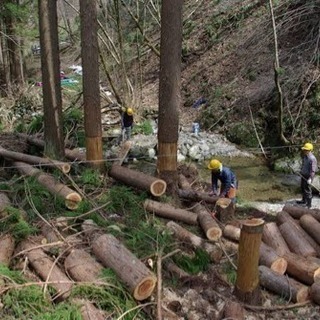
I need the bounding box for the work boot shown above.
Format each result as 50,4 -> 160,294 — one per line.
296,199 -> 306,205
307,198 -> 312,209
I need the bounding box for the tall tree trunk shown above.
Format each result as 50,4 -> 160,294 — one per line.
38,0 -> 65,159
79,0 -> 103,170
157,0 -> 183,190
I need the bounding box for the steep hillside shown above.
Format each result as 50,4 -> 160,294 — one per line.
140,0 -> 320,152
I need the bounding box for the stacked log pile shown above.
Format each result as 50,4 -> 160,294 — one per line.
223,204 -> 320,305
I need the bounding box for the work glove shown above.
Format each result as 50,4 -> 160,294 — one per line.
307,178 -> 312,185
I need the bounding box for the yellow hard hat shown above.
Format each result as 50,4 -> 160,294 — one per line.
208,159 -> 222,170
126,108 -> 134,116
302,142 -> 313,151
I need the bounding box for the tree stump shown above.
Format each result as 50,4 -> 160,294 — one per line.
215,198 -> 235,223
91,233 -> 157,301
234,218 -> 264,305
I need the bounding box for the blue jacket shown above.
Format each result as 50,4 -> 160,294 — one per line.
211,166 -> 237,196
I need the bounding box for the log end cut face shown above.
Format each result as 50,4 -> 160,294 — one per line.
133,275 -> 157,301
66,193 -> 82,210
150,180 -> 167,197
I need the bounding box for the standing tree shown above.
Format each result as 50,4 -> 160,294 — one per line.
38,0 -> 65,159
157,0 -> 183,190
79,0 -> 103,170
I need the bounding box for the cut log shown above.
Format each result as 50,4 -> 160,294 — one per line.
0,146 -> 70,173
177,189 -> 218,204
277,211 -> 320,256
19,238 -> 72,300
283,204 -> 320,222
64,249 -> 103,282
234,218 -> 264,305
0,234 -> 15,266
279,221 -> 316,257
178,174 -> 192,190
310,282 -> 320,305
73,299 -> 107,320
113,140 -> 132,166
223,224 -> 241,242
166,221 -> 223,263
262,222 -> 290,256
300,214 -> 320,246
39,221 -> 62,243
144,199 -> 198,225
259,242 -> 287,275
193,203 -> 222,241
223,301 -> 245,320
215,198 -> 235,223
0,192 -> 11,218
163,261 -> 190,279
13,161 -> 82,210
109,165 -> 166,197
91,233 -> 157,301
19,134 -> 87,162
284,251 -> 320,285
259,265 -> 310,303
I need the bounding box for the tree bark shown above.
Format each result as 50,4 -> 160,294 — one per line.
73,299 -> 107,320
19,238 -> 72,300
223,224 -> 287,274
259,265 -> 309,303
262,222 -> 291,256
38,0 -> 65,159
283,204 -> 320,222
64,249 -> 103,282
259,242 -> 287,275
196,204 -> 222,241
223,301 -> 245,320
163,260 -> 190,279
144,199 -> 198,225
13,161 -> 82,210
300,214 -> 320,246
166,221 -> 222,263
177,189 -> 218,204
310,282 -> 320,305
234,218 -> 264,305
91,233 -> 157,301
215,198 -> 235,223
0,234 -> 15,266
80,0 -> 103,169
284,251 -> 320,285
157,0 -> 183,179
0,146 -> 70,173
277,210 -> 320,256
109,165 -> 167,197
279,222 -> 316,257
223,224 -> 241,242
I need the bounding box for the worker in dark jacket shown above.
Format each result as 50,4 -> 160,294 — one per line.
120,107 -> 134,141
296,142 -> 318,208
207,159 -> 237,202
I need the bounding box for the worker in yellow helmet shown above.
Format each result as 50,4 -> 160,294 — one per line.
207,159 -> 238,201
296,142 -> 317,208
119,107 -> 134,142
